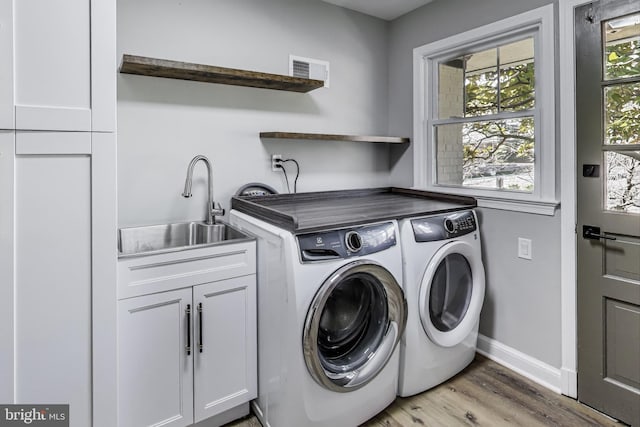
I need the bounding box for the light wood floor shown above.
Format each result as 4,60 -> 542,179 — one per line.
225,355 -> 621,427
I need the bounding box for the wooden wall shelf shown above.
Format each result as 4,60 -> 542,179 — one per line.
119,55 -> 325,93
260,132 -> 410,144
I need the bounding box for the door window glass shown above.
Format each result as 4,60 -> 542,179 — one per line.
429,254 -> 473,332
604,83 -> 640,146
605,151 -> 640,213
317,272 -> 388,374
603,13 -> 640,213
604,13 -> 640,80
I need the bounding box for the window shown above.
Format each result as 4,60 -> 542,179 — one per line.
413,5 -> 557,215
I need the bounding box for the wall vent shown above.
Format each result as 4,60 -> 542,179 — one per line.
289,55 -> 330,88
292,60 -> 310,79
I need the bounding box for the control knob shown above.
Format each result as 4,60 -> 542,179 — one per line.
444,218 -> 456,234
345,231 -> 363,253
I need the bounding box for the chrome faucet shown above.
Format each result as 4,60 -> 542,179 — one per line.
182,155 -> 224,225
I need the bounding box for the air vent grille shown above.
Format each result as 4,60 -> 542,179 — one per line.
292,60 -> 310,79
289,55 -> 330,88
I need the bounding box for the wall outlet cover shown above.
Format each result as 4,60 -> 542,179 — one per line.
518,237 -> 532,260
271,154 -> 282,172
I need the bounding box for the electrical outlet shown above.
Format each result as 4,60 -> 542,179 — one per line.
518,238 -> 532,260
271,154 -> 282,172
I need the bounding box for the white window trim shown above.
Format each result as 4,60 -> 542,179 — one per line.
557,0 -> 594,399
413,4 -> 558,216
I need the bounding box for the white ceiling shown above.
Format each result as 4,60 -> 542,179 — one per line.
320,0 -> 433,21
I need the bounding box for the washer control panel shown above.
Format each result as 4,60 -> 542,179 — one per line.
412,210 -> 476,242
298,222 -> 396,262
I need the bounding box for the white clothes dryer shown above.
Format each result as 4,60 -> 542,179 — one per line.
397,210 -> 485,397
231,210 -> 407,427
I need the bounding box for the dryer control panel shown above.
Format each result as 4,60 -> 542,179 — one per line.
412,210 -> 476,242
298,222 -> 396,262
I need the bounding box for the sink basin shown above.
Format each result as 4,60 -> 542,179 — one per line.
118,221 -> 250,256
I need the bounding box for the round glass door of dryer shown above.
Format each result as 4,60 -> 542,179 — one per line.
303,260 -> 407,392
418,241 -> 485,348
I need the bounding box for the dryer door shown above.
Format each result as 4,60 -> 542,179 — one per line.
303,260 -> 407,392
419,241 -> 485,347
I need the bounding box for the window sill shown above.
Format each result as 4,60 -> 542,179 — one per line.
475,196 -> 559,216
415,187 -> 559,216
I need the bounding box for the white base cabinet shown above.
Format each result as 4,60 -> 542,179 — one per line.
194,276 -> 256,422
118,242 -> 257,427
119,288 -> 194,427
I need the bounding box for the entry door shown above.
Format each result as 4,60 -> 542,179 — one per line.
576,1 -> 640,425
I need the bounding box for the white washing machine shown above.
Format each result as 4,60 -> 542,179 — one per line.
230,210 -> 407,427
397,210 -> 485,397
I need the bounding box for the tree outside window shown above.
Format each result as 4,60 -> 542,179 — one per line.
435,37 -> 536,193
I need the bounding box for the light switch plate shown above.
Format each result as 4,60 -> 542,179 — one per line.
518,237 -> 532,260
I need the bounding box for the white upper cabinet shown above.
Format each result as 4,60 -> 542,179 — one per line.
0,3 -> 14,130
0,0 -> 115,132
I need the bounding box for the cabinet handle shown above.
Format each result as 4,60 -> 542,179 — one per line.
198,303 -> 203,353
186,304 -> 192,356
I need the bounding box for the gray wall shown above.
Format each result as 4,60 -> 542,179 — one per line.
118,0 -> 564,369
117,0 -> 392,227
388,0 -> 562,367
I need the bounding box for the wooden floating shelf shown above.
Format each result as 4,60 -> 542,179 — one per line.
119,54 -> 325,93
260,132 -> 410,144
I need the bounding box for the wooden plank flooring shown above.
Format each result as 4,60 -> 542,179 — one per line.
225,355 -> 621,427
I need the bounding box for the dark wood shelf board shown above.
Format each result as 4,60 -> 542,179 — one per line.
119,55 -> 325,93
260,132 -> 410,144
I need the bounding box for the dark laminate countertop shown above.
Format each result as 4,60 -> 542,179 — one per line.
231,187 -> 476,233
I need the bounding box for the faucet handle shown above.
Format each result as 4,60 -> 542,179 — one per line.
211,202 -> 225,217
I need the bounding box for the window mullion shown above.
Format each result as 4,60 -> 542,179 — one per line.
432,109 -> 535,126
496,47 -> 502,113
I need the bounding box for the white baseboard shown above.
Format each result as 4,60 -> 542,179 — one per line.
561,367 -> 578,398
477,334 -> 562,394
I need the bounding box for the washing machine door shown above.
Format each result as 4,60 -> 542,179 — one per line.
419,240 -> 485,348
303,260 -> 407,392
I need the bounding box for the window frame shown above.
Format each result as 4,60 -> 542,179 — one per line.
413,5 -> 558,215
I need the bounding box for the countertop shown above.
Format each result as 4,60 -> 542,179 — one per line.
231,187 -> 476,233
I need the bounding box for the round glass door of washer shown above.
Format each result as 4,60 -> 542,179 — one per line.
419,241 -> 485,348
303,260 -> 407,392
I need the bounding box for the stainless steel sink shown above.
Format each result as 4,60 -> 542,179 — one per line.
118,221 -> 251,256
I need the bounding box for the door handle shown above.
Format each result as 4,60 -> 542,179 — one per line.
582,225 -> 616,241
198,302 -> 203,353
186,304 -> 192,356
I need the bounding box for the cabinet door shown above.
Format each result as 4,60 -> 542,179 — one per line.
193,275 -> 257,422
0,132 -> 14,402
118,288 -> 194,427
13,132 -> 92,427
2,0 -> 115,132
0,3 -> 13,129
92,132 -> 118,427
